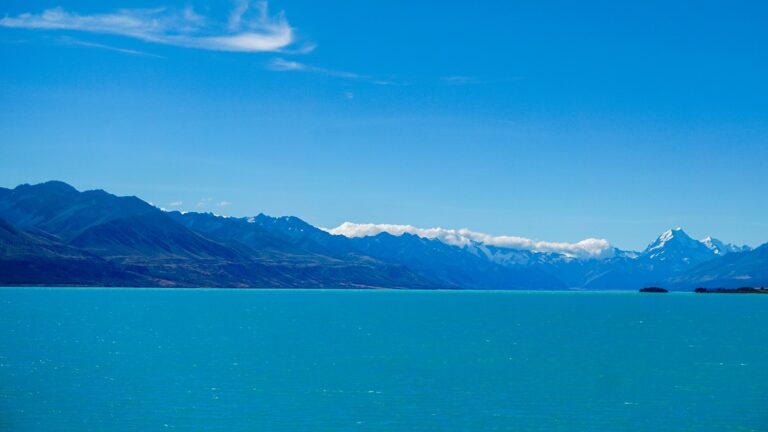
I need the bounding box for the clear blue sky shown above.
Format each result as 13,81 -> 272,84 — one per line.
1,0 -> 767,250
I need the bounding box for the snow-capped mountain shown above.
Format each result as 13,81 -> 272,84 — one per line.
701,236 -> 751,255
641,227 -> 717,265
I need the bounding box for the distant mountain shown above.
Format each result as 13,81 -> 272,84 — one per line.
665,244 -> 768,289
0,181 -> 764,290
166,211 -> 303,257
0,217 -> 149,286
700,236 -> 751,255
578,228 -> 725,290
348,233 -> 567,290
0,182 -> 430,288
167,210 -> 436,288
642,228 -> 717,265
0,181 -> 235,259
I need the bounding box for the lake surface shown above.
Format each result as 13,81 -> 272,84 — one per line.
1,288 -> 766,431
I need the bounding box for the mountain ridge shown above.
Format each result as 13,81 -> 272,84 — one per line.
0,181 -> 765,290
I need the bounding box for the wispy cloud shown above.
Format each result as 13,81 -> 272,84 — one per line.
228,0 -> 251,31
57,35 -> 162,57
267,58 -> 361,79
324,222 -> 615,259
441,76 -> 526,85
167,200 -> 183,207
0,1 -> 299,53
196,197 -> 212,208
267,57 -> 392,84
217,201 -> 231,207
266,57 -> 304,71
442,76 -> 475,85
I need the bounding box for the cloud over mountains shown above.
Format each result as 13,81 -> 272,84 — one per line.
324,222 -> 615,259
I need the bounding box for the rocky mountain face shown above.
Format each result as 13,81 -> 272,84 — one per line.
0,181 -> 764,290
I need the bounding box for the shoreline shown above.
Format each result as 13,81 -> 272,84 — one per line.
0,286 -> 736,294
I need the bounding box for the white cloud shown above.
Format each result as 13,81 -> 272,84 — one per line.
267,57 -> 306,71
217,201 -> 231,207
267,57 -> 362,79
443,76 -> 474,84
267,58 -> 391,84
0,1 -> 296,53
167,200 -> 183,207
57,35 -> 162,57
324,222 -> 615,260
228,0 -> 251,31
196,197 -> 212,208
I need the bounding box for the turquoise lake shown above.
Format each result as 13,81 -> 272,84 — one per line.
1,288 -> 766,431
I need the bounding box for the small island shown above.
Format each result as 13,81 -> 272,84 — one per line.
694,287 -> 768,294
639,287 -> 669,293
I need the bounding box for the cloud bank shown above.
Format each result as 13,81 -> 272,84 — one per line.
324,222 -> 615,259
0,1 -> 296,53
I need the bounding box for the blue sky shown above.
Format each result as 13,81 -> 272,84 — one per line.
1,0 -> 767,250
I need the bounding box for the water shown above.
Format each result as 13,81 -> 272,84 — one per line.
1,288 -> 766,431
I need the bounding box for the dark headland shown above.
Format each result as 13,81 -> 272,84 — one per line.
694,287 -> 768,294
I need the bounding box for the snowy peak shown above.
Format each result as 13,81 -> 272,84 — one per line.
645,227 -> 695,253
659,227 -> 684,242
642,227 -> 716,264
701,236 -> 751,255
644,228 -> 750,259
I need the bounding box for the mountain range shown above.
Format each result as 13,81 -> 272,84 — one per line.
1,181 -> 765,290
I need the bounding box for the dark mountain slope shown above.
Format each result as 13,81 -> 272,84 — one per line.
0,182 -> 433,288
0,182 -> 240,260
0,217 -> 149,286
166,211 -> 307,258
70,212 -> 241,259
665,243 -> 768,289
167,211 -> 435,288
250,214 -> 363,259
349,233 -> 566,289
0,182 -> 153,239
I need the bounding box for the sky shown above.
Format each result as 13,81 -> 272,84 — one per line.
1,0 -> 767,251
